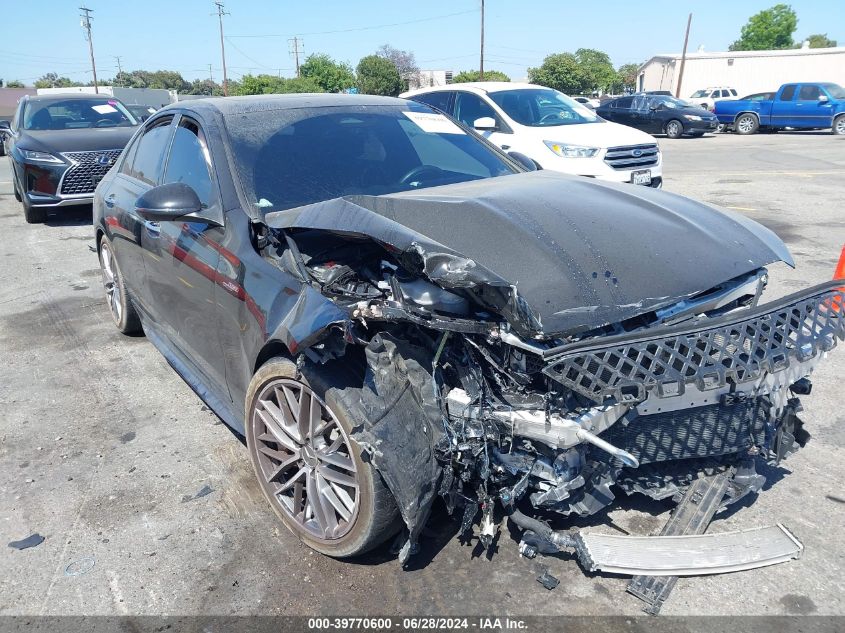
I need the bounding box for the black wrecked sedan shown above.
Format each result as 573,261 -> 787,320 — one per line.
597,94 -> 719,138
94,94 -> 843,571
2,93 -> 138,223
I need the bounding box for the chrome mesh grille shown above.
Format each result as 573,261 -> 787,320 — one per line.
543,288 -> 845,404
60,149 -> 122,195
604,144 -> 659,170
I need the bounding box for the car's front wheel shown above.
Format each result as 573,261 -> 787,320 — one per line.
665,119 -> 684,139
98,235 -> 142,334
245,358 -> 401,558
22,197 -> 46,224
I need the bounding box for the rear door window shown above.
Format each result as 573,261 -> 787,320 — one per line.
779,85 -> 797,101
614,97 -> 634,109
411,91 -> 454,114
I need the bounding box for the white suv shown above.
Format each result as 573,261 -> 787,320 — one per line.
401,82 -> 663,188
688,87 -> 738,111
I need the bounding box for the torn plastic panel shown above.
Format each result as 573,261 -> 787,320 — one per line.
335,333 -> 444,565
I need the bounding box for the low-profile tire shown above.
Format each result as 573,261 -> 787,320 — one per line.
735,113 -> 759,135
23,198 -> 47,224
245,357 -> 401,558
665,119 -> 684,139
98,235 -> 142,334
833,115 -> 845,136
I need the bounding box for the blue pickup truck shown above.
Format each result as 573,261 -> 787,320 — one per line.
715,82 -> 845,135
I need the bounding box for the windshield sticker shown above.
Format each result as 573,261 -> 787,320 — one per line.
402,111 -> 465,135
92,104 -> 118,114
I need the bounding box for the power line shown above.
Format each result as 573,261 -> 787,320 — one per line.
213,1 -> 230,96
79,6 -> 98,93
228,9 -> 478,38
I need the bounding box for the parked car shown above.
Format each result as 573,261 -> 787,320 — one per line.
715,82 -> 845,135
402,83 -> 663,188
688,87 -> 739,111
572,96 -> 600,109
125,104 -> 158,122
94,94 -> 843,569
596,94 -> 719,139
1,93 -> 138,223
644,90 -> 673,96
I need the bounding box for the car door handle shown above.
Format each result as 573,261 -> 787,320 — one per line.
104,194 -> 116,208
144,220 -> 160,234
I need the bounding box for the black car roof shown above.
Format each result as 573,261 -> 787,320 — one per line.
166,93 -> 409,117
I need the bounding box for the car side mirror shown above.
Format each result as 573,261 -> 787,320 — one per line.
818,94 -> 829,103
0,120 -> 10,131
508,151 -> 539,171
473,116 -> 498,131
135,183 -> 203,221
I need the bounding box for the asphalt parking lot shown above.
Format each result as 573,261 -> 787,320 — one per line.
1,131 -> 843,617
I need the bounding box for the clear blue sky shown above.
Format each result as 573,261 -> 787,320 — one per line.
2,1 -> 843,85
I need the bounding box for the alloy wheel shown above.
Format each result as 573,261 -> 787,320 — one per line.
99,242 -> 123,323
737,116 -> 754,134
835,117 -> 845,135
667,121 -> 681,137
251,378 -> 360,542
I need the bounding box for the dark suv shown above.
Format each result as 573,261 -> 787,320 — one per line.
0,93 -> 138,223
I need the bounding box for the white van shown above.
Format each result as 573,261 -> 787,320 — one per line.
401,82 -> 663,188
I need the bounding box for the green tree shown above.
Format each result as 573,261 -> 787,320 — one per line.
234,74 -> 323,95
615,63 -> 640,93
188,78 -> 224,96
729,4 -> 798,51
451,69 -> 510,83
34,73 -> 81,89
574,48 -> 616,93
356,55 -> 403,96
6,80 -> 26,88
798,33 -> 837,48
527,53 -> 585,94
300,54 -> 355,93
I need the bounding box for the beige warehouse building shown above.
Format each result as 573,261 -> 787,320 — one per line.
637,46 -> 845,98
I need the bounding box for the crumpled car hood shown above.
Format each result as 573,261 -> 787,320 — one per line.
266,170 -> 792,336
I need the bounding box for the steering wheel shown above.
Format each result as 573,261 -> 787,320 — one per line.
539,113 -> 561,123
94,118 -> 116,128
399,164 -> 445,186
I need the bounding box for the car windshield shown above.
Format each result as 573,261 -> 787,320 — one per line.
690,90 -> 709,98
651,96 -> 688,109
488,88 -> 600,126
821,83 -> 845,99
225,102 -> 519,213
23,98 -> 137,130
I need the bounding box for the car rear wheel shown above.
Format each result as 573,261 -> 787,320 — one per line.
98,236 -> 142,334
833,115 -> 845,136
245,358 -> 401,558
665,119 -> 684,139
735,113 -> 759,135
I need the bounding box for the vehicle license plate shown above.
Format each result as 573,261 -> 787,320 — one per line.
632,170 -> 652,186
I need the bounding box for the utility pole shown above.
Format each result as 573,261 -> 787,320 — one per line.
208,64 -> 214,84
289,36 -> 303,78
213,1 -> 229,96
479,0 -> 485,81
79,7 -> 98,93
114,56 -> 123,86
675,13 -> 692,99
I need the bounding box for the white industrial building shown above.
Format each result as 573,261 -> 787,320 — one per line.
637,46 -> 845,98
409,70 -> 454,90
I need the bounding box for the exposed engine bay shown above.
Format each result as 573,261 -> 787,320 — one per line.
257,176 -> 844,568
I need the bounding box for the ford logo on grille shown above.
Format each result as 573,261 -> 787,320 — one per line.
632,149 -> 643,157
96,154 -> 112,166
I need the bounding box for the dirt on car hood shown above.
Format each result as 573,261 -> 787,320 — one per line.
265,170 -> 792,336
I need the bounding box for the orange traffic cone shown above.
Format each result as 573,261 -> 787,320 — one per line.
836,245 -> 845,284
